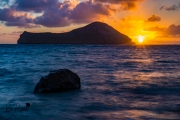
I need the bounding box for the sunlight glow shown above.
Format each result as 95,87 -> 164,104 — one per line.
137,35 -> 145,43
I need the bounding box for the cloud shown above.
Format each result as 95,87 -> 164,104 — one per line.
95,0 -> 145,10
33,2 -> 72,27
0,8 -> 39,28
0,0 -> 144,28
0,0 -> 9,6
95,0 -> 144,4
34,1 -> 116,27
119,2 -> 137,10
159,6 -> 164,10
0,0 -> 117,27
0,8 -> 32,22
160,3 -> 180,11
31,0 -> 144,27
144,24 -> 180,37
167,24 -> 180,35
69,1 -> 115,23
147,15 -> 161,22
15,0 -> 59,12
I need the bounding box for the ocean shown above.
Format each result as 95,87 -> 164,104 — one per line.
0,44 -> 180,120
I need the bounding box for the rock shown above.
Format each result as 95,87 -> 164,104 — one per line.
17,22 -> 134,45
25,103 -> 30,108
34,69 -> 81,93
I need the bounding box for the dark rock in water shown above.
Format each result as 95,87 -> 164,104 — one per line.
34,69 -> 81,93
17,22 -> 133,45
26,103 -> 30,108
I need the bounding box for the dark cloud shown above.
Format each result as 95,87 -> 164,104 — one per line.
159,6 -> 164,10
160,3 -> 180,11
34,2 -> 72,27
0,0 -> 144,28
14,0 -> 132,13
0,8 -> 32,22
165,5 -> 179,11
147,15 -> 161,22
167,24 -> 180,35
34,1 -> 116,27
0,8 -> 38,28
15,0 -> 59,12
0,0 -> 117,27
70,1 -> 115,23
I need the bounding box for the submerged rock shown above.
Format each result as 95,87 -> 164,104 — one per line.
34,69 -> 81,93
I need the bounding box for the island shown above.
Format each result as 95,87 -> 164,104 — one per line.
17,22 -> 133,44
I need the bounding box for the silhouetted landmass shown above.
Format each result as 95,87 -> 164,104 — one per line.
17,22 -> 133,44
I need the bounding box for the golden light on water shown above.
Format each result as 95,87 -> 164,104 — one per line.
137,35 -> 145,43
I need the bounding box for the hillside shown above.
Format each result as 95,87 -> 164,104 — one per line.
17,22 -> 133,44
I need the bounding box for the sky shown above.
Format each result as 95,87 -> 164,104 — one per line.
0,0 -> 180,44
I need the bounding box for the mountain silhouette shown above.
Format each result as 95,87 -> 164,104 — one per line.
17,22 -> 133,44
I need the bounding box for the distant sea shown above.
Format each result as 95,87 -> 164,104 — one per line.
0,44 -> 180,120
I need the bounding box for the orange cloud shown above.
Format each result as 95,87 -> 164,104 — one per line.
144,24 -> 180,38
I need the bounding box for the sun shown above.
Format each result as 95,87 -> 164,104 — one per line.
137,35 -> 145,43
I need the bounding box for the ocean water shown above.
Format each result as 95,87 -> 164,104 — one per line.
0,44 -> 180,120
